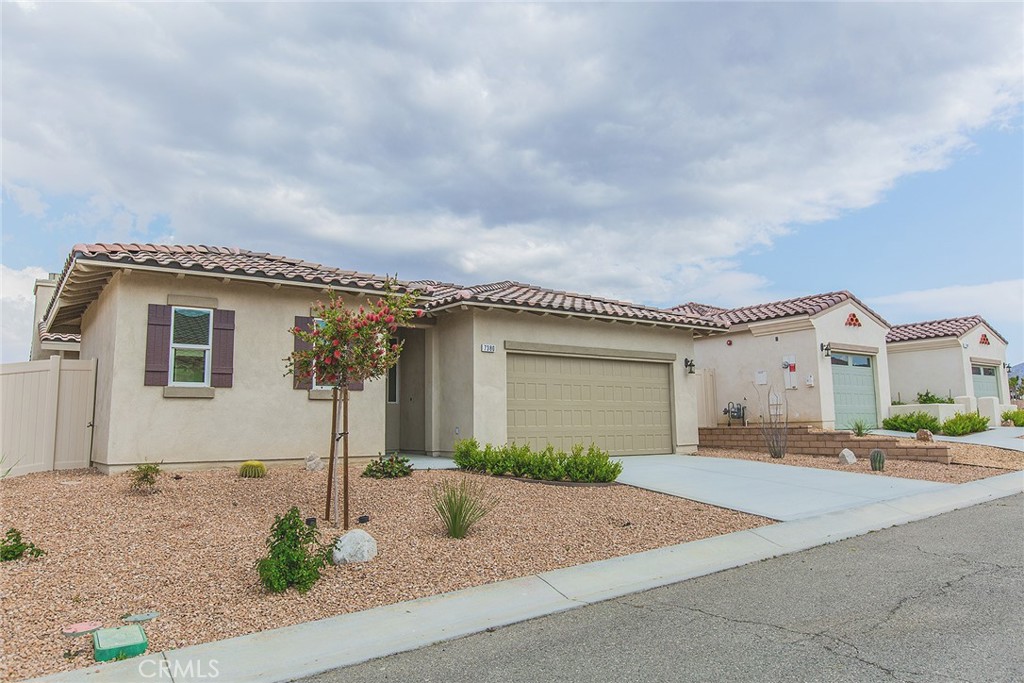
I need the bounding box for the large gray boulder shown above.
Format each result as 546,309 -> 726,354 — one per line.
916,429 -> 934,442
838,448 -> 857,465
332,529 -> 377,564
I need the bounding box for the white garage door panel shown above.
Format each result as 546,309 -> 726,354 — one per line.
506,353 -> 672,456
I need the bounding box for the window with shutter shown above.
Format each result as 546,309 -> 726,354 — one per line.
293,315 -> 364,393
146,304 -> 235,389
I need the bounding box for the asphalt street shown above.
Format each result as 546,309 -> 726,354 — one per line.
299,494 -> 1024,683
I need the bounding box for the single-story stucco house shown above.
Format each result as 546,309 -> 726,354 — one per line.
673,291 -> 892,430
886,316 -> 1012,407
36,243 -> 725,472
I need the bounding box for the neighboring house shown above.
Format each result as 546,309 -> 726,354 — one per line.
886,316 -> 1012,405
36,243 -> 724,472
673,291 -> 892,430
30,274 -> 80,360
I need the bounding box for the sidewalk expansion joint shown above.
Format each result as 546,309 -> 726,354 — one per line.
536,576 -> 591,606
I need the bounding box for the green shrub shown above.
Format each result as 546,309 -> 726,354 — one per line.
1001,409 -> 1024,427
431,477 -> 495,539
362,452 -> 413,479
940,412 -> 990,437
1,528 -> 45,562
255,507 -> 329,593
881,412 -> 942,434
916,390 -> 954,405
238,460 -> 267,478
850,419 -> 870,437
453,440 -> 622,483
128,462 -> 162,493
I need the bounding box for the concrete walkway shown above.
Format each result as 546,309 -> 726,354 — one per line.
615,455 -> 952,521
33,471 -> 1021,683
872,426 -> 1024,452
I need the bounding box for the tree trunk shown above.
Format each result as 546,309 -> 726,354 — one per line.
342,385 -> 350,530
324,386 -> 339,522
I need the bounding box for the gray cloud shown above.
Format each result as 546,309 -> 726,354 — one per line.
2,2 -> 1021,307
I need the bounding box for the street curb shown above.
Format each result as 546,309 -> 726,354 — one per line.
27,471 -> 1023,683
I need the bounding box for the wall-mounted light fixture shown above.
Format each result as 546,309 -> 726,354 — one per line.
684,358 -> 696,374
820,342 -> 831,358
1005,363 -> 1013,371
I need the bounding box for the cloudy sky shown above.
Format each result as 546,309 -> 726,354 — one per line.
2,2 -> 1022,364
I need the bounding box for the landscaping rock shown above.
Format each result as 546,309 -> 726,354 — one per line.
1001,420 -> 1013,427
305,452 -> 324,472
916,429 -> 934,442
332,529 -> 377,564
838,448 -> 857,465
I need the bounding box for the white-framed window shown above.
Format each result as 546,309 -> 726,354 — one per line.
169,306 -> 213,386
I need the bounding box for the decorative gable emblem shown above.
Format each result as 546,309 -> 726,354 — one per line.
979,334 -> 990,345
844,313 -> 862,327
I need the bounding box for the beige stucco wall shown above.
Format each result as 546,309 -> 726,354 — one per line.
694,301 -> 892,429
887,342 -> 966,403
81,271 -> 387,470
695,325 -> 823,425
428,309 -> 697,455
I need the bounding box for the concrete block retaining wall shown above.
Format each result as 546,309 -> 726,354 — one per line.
698,425 -> 951,464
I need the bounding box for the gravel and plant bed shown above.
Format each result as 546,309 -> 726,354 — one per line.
698,442 -> 1021,483
0,465 -> 767,681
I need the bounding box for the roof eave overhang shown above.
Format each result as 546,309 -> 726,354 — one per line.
426,299 -> 727,333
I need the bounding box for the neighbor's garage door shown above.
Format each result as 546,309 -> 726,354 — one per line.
831,352 -> 879,429
972,365 -> 1000,399
506,353 -> 672,456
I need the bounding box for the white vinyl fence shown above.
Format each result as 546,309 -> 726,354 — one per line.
695,367 -> 718,428
1,356 -> 96,478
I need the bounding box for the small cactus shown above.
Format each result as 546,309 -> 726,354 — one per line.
869,448 -> 885,472
239,460 -> 267,478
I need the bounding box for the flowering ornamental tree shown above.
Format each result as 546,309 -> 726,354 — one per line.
286,280 -> 421,527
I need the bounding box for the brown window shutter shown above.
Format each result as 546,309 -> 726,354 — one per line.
210,309 -> 235,388
144,304 -> 172,386
347,381 -> 364,392
294,316 -> 314,390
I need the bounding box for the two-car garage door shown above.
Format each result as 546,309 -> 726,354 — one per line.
506,353 -> 672,456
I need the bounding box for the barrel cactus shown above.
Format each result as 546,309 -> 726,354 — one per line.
239,460 -> 267,478
869,448 -> 885,472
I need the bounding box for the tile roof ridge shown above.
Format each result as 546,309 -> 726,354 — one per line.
889,315 -> 982,329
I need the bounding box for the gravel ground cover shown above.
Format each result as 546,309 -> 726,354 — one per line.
0,465 -> 767,681
699,440 -> 1021,483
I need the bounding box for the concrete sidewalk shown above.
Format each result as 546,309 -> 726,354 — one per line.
31,470 -> 1022,683
872,426 -> 1024,452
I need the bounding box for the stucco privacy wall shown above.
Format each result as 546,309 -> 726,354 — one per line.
812,300 -> 892,429
84,271 -> 386,470
429,308 -> 698,455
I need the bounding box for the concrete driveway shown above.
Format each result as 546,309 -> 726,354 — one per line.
616,455 -> 953,521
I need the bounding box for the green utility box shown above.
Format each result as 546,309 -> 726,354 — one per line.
93,624 -> 148,662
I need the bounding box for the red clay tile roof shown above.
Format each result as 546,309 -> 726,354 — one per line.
424,280 -> 727,330
670,302 -> 729,319
37,322 -> 80,344
886,316 -> 1007,344
43,245 -> 725,333
669,290 -> 890,327
44,243 -> 408,328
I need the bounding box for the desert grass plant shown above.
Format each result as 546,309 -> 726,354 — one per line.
431,477 -> 496,539
255,507 -> 330,593
881,412 -> 942,434
1,454 -> 19,479
128,462 -> 162,493
238,460 -> 267,478
940,412 -> 990,437
1001,409 -> 1024,427
1,528 -> 45,561
362,452 -> 413,479
850,419 -> 870,437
